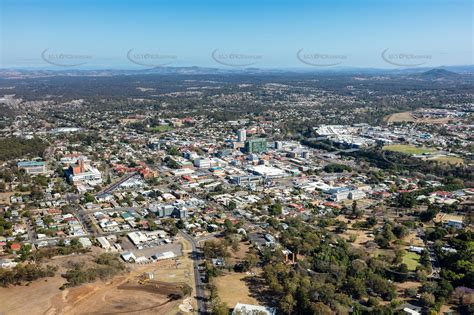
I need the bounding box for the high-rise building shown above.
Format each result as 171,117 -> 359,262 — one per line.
237,129 -> 247,142
245,138 -> 268,154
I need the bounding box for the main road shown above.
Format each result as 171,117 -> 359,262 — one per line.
180,231 -> 207,314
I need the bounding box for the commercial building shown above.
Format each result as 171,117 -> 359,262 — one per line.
67,159 -> 102,186
17,161 -> 47,175
245,138 -> 268,154
237,129 -> 247,142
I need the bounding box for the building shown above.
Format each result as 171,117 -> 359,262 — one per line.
194,157 -> 228,169
67,159 -> 102,186
446,219 -> 463,229
151,251 -> 176,261
17,161 -> 47,175
245,138 -> 268,154
121,251 -> 137,262
232,303 -> 276,315
237,129 -> 247,142
97,236 -> 111,250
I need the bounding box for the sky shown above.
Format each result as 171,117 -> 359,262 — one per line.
1,0 -> 473,69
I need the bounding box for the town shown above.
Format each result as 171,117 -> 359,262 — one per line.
0,69 -> 473,315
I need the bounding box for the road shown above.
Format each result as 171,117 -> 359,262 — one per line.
180,231 -> 207,315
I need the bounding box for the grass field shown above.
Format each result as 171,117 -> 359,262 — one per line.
383,144 -> 434,155
427,156 -> 464,165
214,272 -> 260,307
384,112 -> 415,123
402,252 -> 420,271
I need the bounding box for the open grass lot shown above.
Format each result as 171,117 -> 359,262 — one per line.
214,271 -> 260,307
384,111 -> 415,123
150,125 -> 174,133
402,252 -> 420,271
382,144 -> 434,155
427,156 -> 464,165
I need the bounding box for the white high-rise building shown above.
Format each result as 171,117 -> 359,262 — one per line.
237,129 -> 247,142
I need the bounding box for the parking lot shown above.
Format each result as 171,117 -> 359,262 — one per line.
120,236 -> 183,259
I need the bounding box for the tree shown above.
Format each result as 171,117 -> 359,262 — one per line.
211,300 -> 229,315
396,263 -> 409,282
421,292 -> 436,307
396,192 -> 416,208
176,219 -> 185,229
268,202 -> 282,216
310,302 -> 332,315
228,200 -> 237,210
245,252 -> 259,269
280,293 -> 296,314
393,225 -> 409,239
83,193 -> 95,203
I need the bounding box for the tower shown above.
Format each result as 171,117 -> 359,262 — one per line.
237,129 -> 246,142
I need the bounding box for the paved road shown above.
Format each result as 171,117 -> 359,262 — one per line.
180,231 -> 207,314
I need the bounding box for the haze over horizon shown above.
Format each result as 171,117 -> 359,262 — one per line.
1,0 -> 473,69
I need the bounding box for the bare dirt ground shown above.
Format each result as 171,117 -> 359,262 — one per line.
405,232 -> 424,247
0,237 -> 196,315
0,265 -> 182,315
228,241 -> 251,265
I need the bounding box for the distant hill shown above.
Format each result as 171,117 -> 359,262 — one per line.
418,68 -> 461,79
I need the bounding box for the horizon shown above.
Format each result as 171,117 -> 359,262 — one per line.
1,0 -> 473,70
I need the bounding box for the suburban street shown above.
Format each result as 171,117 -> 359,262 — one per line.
180,231 -> 207,314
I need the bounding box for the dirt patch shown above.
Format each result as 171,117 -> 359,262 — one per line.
0,248 -> 195,315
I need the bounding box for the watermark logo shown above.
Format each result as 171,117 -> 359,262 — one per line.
211,49 -> 262,67
381,49 -> 432,67
126,49 -> 177,67
41,49 -> 92,67
296,49 -> 347,67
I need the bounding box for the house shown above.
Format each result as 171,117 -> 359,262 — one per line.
399,303 -> 422,315
10,243 -> 21,251
408,246 -> 425,254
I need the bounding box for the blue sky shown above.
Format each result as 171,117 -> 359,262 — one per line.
1,0 -> 472,69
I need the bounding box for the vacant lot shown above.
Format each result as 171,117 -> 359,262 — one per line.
384,112 -> 415,123
402,252 -> 420,271
214,271 -> 260,308
0,240 -> 196,315
383,144 -> 434,155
